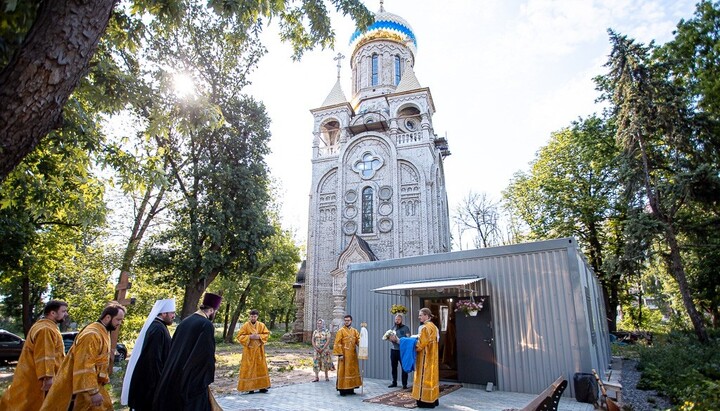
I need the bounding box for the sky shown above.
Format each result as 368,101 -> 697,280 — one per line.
244,0 -> 699,247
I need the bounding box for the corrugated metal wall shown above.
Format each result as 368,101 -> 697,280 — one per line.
346,238 -> 610,397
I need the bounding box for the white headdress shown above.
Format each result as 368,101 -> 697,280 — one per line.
121,298 -> 175,405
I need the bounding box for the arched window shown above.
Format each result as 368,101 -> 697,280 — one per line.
371,54 -> 379,86
362,187 -> 374,233
320,120 -> 340,146
395,55 -> 402,85
398,106 -> 421,132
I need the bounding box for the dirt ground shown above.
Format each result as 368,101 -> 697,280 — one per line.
212,341 -> 323,395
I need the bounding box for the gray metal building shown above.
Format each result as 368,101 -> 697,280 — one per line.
345,237 -> 610,397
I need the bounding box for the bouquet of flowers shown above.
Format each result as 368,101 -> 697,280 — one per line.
454,299 -> 484,316
382,329 -> 396,340
390,304 -> 408,315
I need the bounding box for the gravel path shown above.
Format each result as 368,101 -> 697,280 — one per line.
620,358 -> 673,411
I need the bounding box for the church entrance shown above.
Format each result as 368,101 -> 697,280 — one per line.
419,296 -> 496,385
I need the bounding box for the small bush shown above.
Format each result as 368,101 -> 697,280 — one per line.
624,331 -> 720,409
677,380 -> 720,411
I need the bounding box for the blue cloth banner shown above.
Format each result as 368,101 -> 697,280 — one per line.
399,336 -> 418,373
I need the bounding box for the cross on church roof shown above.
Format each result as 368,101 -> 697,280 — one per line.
333,52 -> 345,79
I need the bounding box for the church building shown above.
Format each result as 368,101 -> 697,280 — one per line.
293,4 -> 452,340
289,6 -> 611,399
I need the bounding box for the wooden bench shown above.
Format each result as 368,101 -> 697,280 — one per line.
603,379 -> 622,403
592,369 -> 621,410
504,376 -> 568,411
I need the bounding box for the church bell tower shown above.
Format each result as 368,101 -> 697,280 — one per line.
295,3 -> 451,340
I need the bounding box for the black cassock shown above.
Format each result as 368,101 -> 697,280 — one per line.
128,318 -> 171,410
153,312 -> 216,411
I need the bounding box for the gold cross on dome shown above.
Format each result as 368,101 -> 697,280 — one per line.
333,52 -> 345,79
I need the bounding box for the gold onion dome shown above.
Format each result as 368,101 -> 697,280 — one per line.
349,9 -> 417,57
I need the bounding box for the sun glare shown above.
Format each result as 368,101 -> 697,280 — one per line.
173,73 -> 196,98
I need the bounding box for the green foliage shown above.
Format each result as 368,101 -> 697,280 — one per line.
504,115 -> 620,244
217,218 -> 300,340
117,266 -> 183,348
678,380 -> 720,410
625,331 -> 720,407
0,127 -> 107,330
0,0 -> 40,67
52,243 -> 117,330
208,0 -> 373,60
618,305 -> 666,333
503,115 -> 626,329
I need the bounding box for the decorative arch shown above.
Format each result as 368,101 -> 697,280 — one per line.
317,168 -> 338,195
395,103 -> 422,117
329,235 -> 378,329
398,160 -> 420,185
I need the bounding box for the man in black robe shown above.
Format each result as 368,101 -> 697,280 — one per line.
123,298 -> 175,410
153,293 -> 222,411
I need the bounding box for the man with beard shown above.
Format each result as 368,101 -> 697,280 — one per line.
121,298 -> 176,410
333,314 -> 362,396
236,309 -> 271,394
412,308 -> 440,409
0,300 -> 68,411
40,302 -> 126,411
153,293 -> 222,410
387,313 -> 411,389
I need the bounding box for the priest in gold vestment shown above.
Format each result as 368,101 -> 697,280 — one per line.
0,301 -> 68,411
333,315 -> 362,396
236,309 -> 271,393
40,302 -> 125,411
412,308 -> 439,408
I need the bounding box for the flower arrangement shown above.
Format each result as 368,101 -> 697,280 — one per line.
454,299 -> 484,316
382,329 -> 396,340
390,304 -> 408,315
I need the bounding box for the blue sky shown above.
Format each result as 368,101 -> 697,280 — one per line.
245,0 -> 699,248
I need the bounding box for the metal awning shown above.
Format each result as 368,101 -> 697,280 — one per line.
372,276 -> 485,295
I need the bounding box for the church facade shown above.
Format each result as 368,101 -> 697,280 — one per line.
293,5 -> 452,340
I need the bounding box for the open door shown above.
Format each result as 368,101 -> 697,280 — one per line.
456,296 -> 496,385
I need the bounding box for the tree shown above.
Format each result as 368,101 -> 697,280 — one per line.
504,115 -> 624,330
658,0 -> 720,328
220,221 -> 301,342
597,30 -> 710,342
134,1 -> 280,318
0,0 -> 116,179
142,94 -> 275,318
0,129 -> 106,334
454,191 -> 503,249
0,0 -> 372,180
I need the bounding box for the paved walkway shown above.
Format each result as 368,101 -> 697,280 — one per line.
216,378 -> 594,411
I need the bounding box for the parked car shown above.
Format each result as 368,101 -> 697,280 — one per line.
61,332 -> 127,362
0,329 -> 24,363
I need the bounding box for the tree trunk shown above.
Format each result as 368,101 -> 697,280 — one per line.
0,0 -> 117,180
664,226 -> 709,343
636,284 -> 643,329
222,298 -> 231,339
22,275 -> 32,336
587,220 -> 618,332
609,284 -> 619,332
180,270 -> 220,319
224,282 -> 253,343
